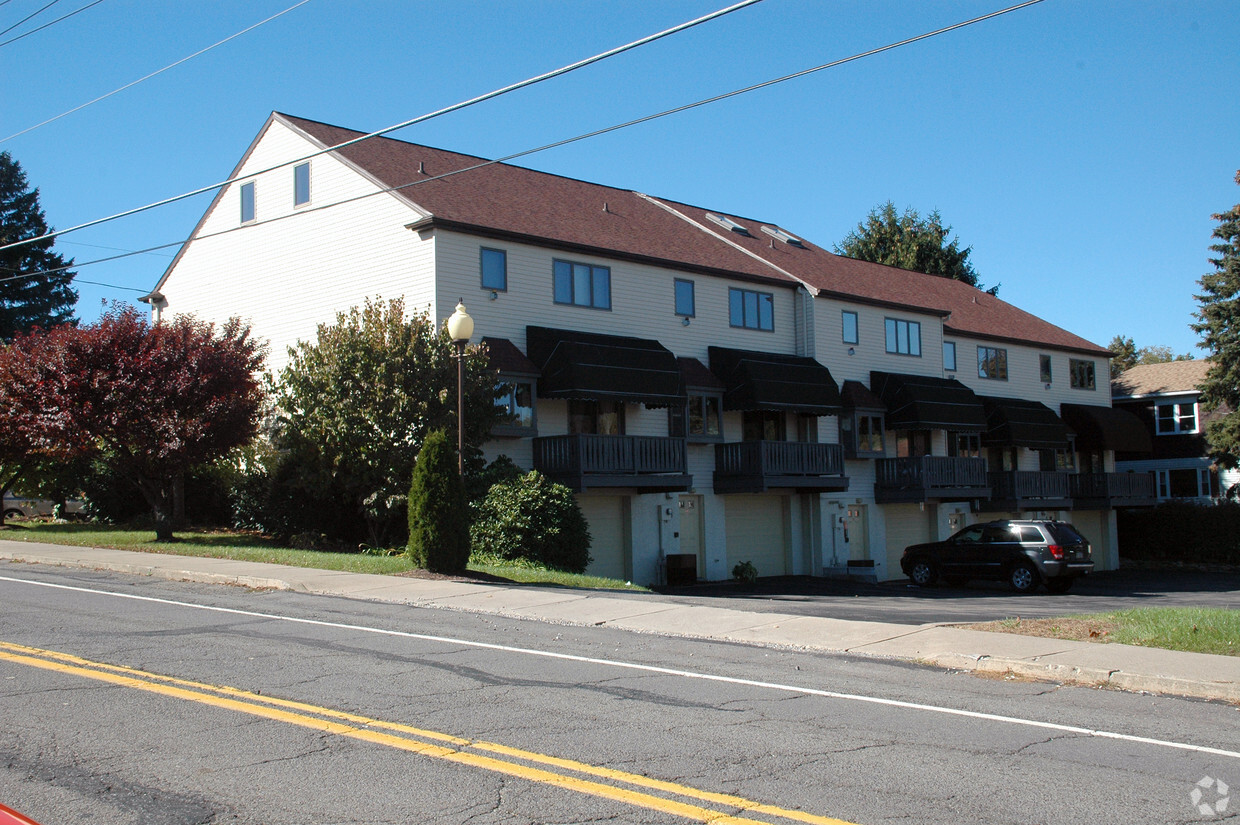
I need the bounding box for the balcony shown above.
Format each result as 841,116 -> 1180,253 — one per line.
533,434 -> 691,493
1069,472 -> 1157,509
875,456 -> 990,504
713,441 -> 849,494
979,471 -> 1072,512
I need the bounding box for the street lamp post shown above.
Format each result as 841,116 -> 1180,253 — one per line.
446,299 -> 474,475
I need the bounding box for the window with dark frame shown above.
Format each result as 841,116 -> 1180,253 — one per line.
567,399 -> 624,435
1070,358 -> 1096,390
884,318 -> 921,356
554,259 -> 611,309
729,288 -> 774,331
978,345 -> 1008,380
294,162 -> 310,207
1040,354 -> 1053,384
741,410 -> 785,441
669,394 -> 722,441
481,248 -> 507,291
949,432 -> 982,458
840,411 -> 885,458
842,310 -> 859,345
674,279 -> 695,317
493,379 -> 535,433
240,181 -> 255,223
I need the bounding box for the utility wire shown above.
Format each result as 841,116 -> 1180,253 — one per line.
0,0 -> 104,48
4,0 -> 1047,292
0,0 -> 764,255
2,0 -> 314,143
0,0 -> 59,38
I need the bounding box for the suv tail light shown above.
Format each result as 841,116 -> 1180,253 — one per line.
1047,544 -> 1064,560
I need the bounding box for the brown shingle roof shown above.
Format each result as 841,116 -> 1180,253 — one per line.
1112,360 -> 1210,398
279,113 -> 1107,356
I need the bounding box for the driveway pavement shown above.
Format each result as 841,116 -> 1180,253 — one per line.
654,568 -> 1240,624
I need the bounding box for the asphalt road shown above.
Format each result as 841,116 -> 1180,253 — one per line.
1,566 -> 1237,825
654,568 -> 1240,624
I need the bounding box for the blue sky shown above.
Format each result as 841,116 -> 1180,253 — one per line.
4,0 -> 1237,358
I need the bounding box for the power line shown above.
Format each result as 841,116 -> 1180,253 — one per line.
2,0 -> 314,144
0,0 -> 764,255
0,0 -> 105,48
0,0 -> 59,38
6,0 -> 1047,295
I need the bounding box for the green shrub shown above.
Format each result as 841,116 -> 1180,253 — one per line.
1117,501 -> 1240,564
732,560 -> 758,583
407,429 -> 471,573
470,471 -> 591,573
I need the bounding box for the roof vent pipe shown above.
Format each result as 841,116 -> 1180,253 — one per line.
418,161 -> 426,174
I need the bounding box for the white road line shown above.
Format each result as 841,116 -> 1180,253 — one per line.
2,573 -> 1237,760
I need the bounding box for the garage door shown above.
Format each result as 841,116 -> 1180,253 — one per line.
883,504 -> 934,578
725,495 -> 787,578
1069,511 -> 1107,571
578,495 -> 628,581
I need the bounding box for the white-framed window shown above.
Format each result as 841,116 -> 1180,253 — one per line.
729,288 -> 774,331
884,318 -> 921,356
1070,358 -> 1096,390
294,162 -> 310,207
1155,401 -> 1198,434
554,259 -> 611,309
943,341 -> 957,372
977,345 -> 1008,380
481,248 -> 507,291
842,310 -> 859,345
674,279 -> 695,317
1156,467 -> 1215,499
240,181 -> 256,223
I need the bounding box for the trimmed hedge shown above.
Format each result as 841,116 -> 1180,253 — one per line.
1117,501 -> 1240,564
407,430 -> 471,573
470,470 -> 591,573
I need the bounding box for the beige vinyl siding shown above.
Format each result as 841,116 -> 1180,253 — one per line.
812,297 -> 945,389
433,231 -> 800,362
158,119 -> 434,375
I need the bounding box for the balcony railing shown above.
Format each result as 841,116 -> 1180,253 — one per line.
979,471 -> 1072,511
713,441 -> 849,494
533,434 -> 690,492
875,456 -> 990,504
1069,472 -> 1157,509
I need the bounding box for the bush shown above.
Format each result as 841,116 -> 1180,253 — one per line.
470,471 -> 591,573
1117,501 -> 1240,565
732,561 -> 758,583
407,429 -> 471,572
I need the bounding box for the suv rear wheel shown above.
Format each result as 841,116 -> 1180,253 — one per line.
908,558 -> 938,586
1008,562 -> 1039,593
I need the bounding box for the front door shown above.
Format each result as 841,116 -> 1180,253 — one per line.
678,495 -> 705,578
843,505 -> 869,561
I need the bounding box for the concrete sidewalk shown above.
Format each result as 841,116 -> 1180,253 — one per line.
2,539 -> 1236,703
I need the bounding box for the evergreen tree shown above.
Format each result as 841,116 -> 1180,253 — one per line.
0,151 -> 77,339
1192,171 -> 1240,467
835,201 -> 995,293
407,429 -> 471,573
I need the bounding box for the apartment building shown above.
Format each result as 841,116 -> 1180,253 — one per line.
148,113 -> 1155,584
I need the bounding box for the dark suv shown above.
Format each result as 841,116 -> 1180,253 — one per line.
900,520 -> 1094,593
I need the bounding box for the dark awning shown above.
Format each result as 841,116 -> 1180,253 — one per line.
980,396 -> 1069,449
870,371 -> 987,431
526,326 -> 685,406
1060,404 -> 1153,453
677,357 -> 726,392
708,347 -> 841,415
482,337 -> 540,376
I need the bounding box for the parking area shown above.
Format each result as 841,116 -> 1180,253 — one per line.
656,568 -> 1240,625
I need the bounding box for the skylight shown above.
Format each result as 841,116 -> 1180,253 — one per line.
760,225 -> 805,247
705,212 -> 752,236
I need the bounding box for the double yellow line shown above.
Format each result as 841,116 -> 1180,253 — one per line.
0,641 -> 860,825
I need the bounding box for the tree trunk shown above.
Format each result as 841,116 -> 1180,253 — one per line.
172,473 -> 186,530
135,474 -> 177,542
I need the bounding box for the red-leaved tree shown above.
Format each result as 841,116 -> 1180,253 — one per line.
0,306 -> 266,539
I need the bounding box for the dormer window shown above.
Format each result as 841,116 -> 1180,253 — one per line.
705,213 -> 752,236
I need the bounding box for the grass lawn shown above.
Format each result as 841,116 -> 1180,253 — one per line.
972,608 -> 1240,657
0,521 -> 648,591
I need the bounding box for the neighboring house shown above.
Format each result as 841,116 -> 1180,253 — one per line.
147,112 -> 1156,583
1112,360 -> 1239,502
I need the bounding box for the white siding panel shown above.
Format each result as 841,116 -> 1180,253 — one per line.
158,120 -> 433,375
